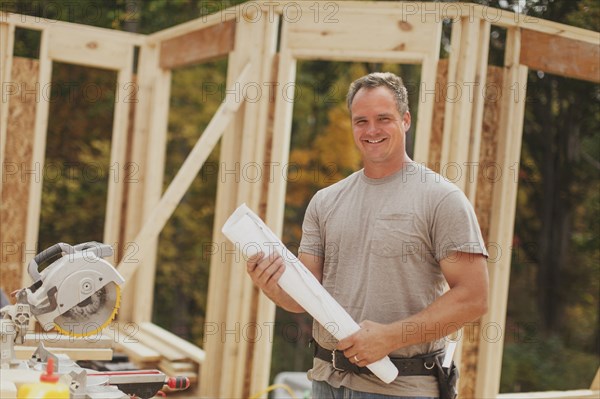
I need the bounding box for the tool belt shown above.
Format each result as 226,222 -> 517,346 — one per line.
312,341 -> 441,377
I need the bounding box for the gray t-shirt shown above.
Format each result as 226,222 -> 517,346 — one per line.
299,162 -> 488,397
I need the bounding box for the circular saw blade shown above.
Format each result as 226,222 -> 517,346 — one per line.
53,282 -> 121,337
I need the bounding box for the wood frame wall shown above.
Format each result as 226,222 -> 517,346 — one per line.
1,3 -> 598,398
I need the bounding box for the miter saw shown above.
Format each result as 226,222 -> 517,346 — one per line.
24,242 -> 123,337
0,243 -> 191,399
1,242 -> 124,367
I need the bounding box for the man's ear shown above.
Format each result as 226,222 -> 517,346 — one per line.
403,111 -> 412,131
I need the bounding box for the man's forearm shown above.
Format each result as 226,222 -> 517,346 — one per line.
386,284 -> 487,350
265,288 -> 306,314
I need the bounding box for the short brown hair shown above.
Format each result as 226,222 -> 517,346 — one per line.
346,72 -> 409,115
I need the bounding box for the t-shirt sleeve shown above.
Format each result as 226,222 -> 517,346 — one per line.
299,192 -> 325,258
432,189 -> 488,262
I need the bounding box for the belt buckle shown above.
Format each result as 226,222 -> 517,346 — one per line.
331,349 -> 345,372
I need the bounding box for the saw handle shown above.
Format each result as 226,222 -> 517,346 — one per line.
28,242 -> 113,282
28,243 -> 74,282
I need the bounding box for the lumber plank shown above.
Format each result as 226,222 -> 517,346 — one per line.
0,12 -> 145,45
15,346 -> 113,361
200,42 -> 251,399
147,7 -> 238,45
439,18 -> 462,176
159,20 -> 235,69
22,333 -> 112,349
465,19 -> 491,202
591,366 -> 600,390
0,22 -> 15,198
285,8 -> 440,54
290,49 -> 424,64
23,30 -> 52,287
520,29 -> 600,83
458,65 -> 503,399
103,48 -> 134,267
0,57 -> 38,296
412,20 -> 442,165
428,59 -> 448,172
130,58 -> 171,324
48,27 -> 133,70
119,45 -> 158,324
221,14 -> 276,398
217,14 -> 262,399
134,329 -> 186,362
440,17 -> 481,192
497,390 -> 600,399
112,338 -> 161,364
139,322 -> 205,364
247,17 -> 281,399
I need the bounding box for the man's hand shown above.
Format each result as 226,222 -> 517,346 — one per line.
246,252 -> 286,299
337,320 -> 393,367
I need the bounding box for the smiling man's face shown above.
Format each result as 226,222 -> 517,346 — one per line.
350,86 -> 411,178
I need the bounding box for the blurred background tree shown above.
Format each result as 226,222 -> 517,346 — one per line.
5,0 -> 598,392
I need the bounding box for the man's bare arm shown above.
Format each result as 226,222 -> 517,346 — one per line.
246,251 -> 324,313
338,252 -> 489,366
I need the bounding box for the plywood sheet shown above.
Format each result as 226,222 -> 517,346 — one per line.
0,57 -> 38,296
160,20 -> 235,69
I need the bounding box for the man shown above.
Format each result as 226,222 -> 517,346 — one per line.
247,72 -> 489,398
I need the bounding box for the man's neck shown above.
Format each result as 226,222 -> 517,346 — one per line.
363,156 -> 412,179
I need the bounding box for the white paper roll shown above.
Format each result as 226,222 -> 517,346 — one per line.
222,203 -> 399,384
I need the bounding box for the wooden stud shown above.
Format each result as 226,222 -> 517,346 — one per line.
103,47 -> 134,266
159,20 -> 236,69
248,17 -> 280,398
129,67 -> 171,324
439,17 -> 479,192
200,52 -> 247,399
224,14 -> 278,399
459,64 -> 503,399
465,19 -> 491,202
127,48 -> 170,325
427,59 -> 449,171
215,14 -> 267,398
520,29 -> 600,83
119,43 -> 159,323
0,57 -> 39,296
0,22 -> 15,200
23,29 -> 52,286
475,27 -> 528,399
412,36 -> 442,164
265,21 -> 297,240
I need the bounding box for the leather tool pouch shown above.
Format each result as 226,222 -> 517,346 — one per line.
435,356 -> 459,399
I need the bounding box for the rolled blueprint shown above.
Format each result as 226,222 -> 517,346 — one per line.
222,203 -> 399,384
